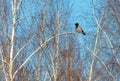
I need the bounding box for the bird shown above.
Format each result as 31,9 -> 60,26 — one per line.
75,23 -> 86,35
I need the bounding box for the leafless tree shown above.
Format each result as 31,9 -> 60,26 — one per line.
0,0 -> 119,81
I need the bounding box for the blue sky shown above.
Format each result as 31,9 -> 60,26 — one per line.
69,0 -> 98,52
70,0 -> 97,33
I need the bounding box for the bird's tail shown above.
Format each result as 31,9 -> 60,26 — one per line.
82,30 -> 86,35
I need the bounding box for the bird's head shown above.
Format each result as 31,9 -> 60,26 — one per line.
75,23 -> 79,29
75,23 -> 79,26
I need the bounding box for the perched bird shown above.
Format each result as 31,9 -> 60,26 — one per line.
75,23 -> 86,35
